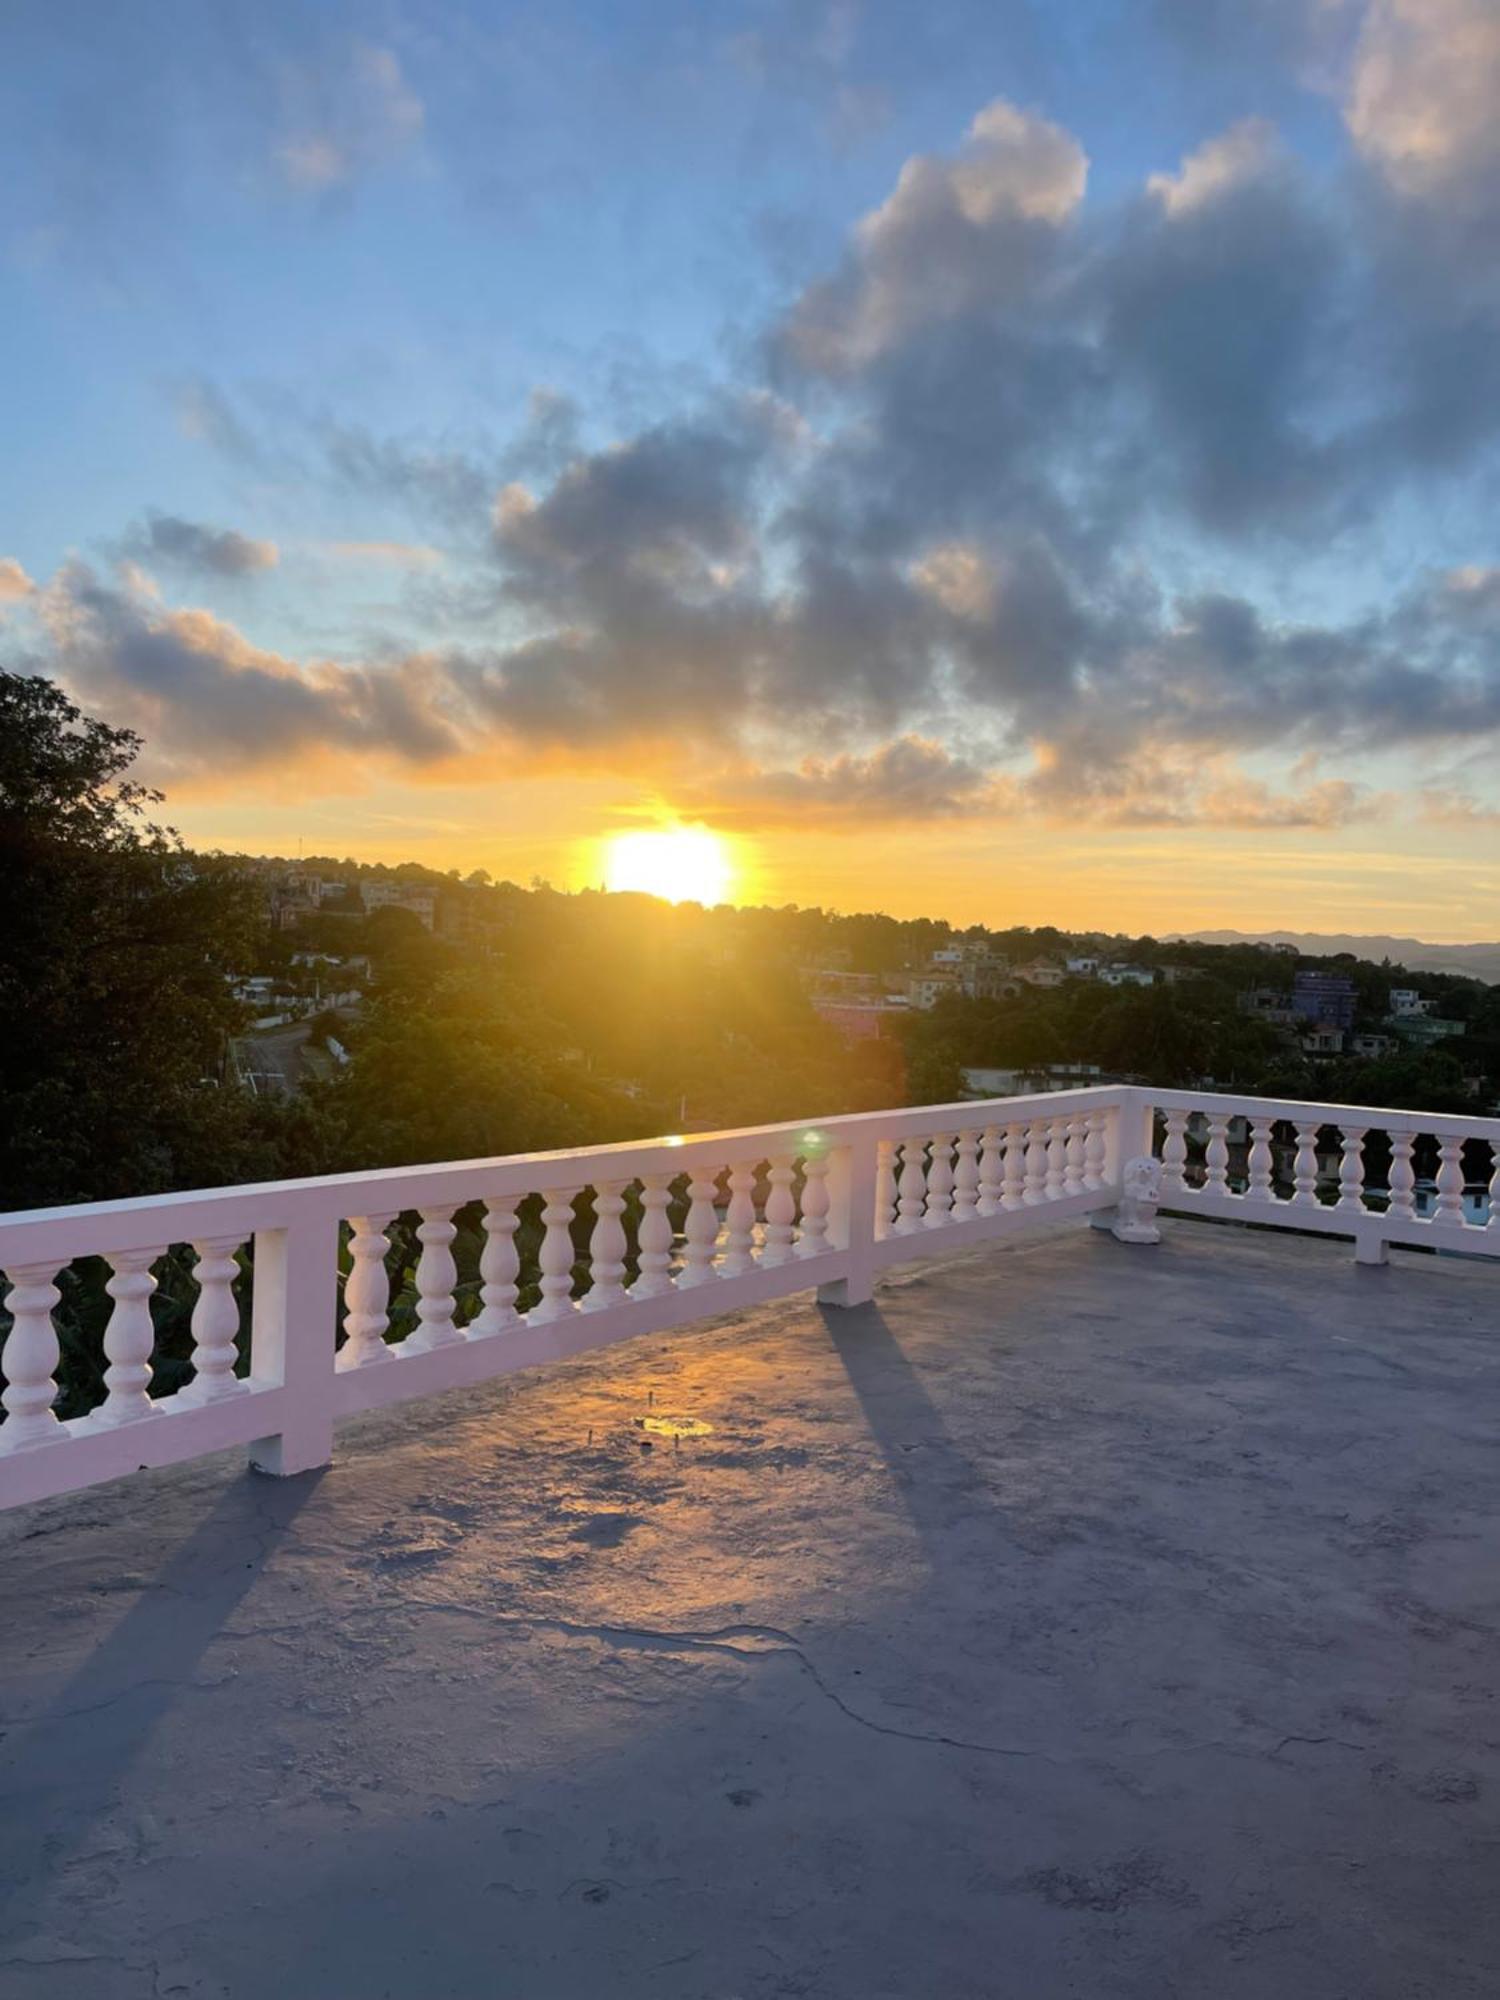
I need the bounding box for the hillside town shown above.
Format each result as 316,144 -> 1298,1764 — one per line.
803,934 -> 1485,1097
224,857 -> 1499,1130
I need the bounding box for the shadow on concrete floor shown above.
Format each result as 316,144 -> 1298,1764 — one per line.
818,1298 -> 1001,1567
0,1469 -> 324,1938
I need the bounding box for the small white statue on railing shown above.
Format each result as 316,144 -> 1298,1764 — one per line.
1111,1155 -> 1163,1244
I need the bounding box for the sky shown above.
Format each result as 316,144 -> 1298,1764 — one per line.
3,0 -> 1500,937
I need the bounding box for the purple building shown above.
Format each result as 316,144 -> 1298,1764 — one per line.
1291,971 -> 1357,1030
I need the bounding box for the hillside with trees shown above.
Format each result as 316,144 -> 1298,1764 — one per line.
5,670 -> 1497,1223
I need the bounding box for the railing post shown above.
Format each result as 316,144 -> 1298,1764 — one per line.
1091,1089 -> 1153,1232
1353,1217 -> 1388,1266
248,1214 -> 338,1478
818,1132 -> 877,1308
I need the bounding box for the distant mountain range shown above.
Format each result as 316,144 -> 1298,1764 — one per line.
1179,930 -> 1500,983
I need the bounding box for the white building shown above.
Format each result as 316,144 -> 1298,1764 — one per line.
361,882 -> 437,930
909,971 -> 962,1009
1099,965 -> 1155,988
1351,1032 -> 1396,1059
1301,1025 -> 1345,1056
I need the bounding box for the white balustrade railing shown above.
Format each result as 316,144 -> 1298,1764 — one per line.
0,1084 -> 1495,1512
1137,1087 -> 1500,1259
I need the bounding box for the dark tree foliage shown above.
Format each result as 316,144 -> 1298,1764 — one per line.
0,672 -> 263,1207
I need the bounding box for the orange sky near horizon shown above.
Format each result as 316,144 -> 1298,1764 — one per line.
165,775 -> 1500,944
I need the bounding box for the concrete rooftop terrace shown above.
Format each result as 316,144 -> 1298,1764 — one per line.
2,1219 -> 1498,2000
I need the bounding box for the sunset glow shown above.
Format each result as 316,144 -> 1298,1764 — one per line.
4,0 -> 1500,935
603,826 -> 736,906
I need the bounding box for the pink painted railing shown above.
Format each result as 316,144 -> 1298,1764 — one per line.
1,1086 -> 1495,1512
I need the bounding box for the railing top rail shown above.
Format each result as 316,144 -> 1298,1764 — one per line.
0,1085 -> 1127,1263
1138,1085 -> 1500,1139
4,1079 -> 1491,1269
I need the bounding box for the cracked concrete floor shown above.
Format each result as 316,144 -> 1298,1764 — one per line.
2,1220 -> 1499,1999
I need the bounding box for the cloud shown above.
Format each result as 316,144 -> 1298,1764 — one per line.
728,0 -> 892,149
15,479 -> 1497,828
27,562 -> 460,781
1098,132 -> 1345,533
273,42 -> 424,195
780,97 -> 1087,370
710,737 -> 1002,825
909,543 -> 996,622
14,83 -> 1500,836
1186,773 -> 1375,829
1147,118 -> 1281,215
0,559 -> 36,604
1345,0 -> 1500,207
122,514 -> 279,578
322,541 -> 446,571
693,741 -> 1380,834
1419,785 -> 1500,828
494,412 -> 767,593
315,420 -> 498,527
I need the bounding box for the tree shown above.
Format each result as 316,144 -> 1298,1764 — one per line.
0,673 -> 263,1206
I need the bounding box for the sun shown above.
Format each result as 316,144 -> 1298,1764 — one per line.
604,825 -> 736,905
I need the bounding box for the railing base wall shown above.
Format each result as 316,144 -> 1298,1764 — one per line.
1158,1193 -> 1500,1266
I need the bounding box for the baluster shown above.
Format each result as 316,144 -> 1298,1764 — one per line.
894,1140 -> 928,1233
1388,1131 -> 1416,1221
676,1171 -> 722,1288
580,1181 -> 628,1312
761,1154 -> 799,1264
91,1249 -> 165,1428
719,1161 -> 759,1274
923,1135 -> 955,1228
1292,1123 -> 1320,1207
532,1187 -> 581,1318
952,1132 -> 980,1219
797,1152 -> 831,1256
1044,1118 -> 1067,1199
1336,1128 -> 1367,1213
181,1236 -> 247,1400
405,1208 -> 462,1350
472,1197 -> 521,1336
1001,1122 -> 1027,1209
1063,1117 -> 1086,1194
1023,1121 -> 1048,1205
977,1126 -> 1004,1214
874,1140 -> 898,1239
1204,1115 -> 1230,1197
1160,1111 -> 1189,1195
1434,1134 -> 1466,1225
1083,1111 -> 1107,1191
0,1263 -> 65,1451
632,1175 -> 676,1298
1247,1117 -> 1275,1201
337,1215 -> 395,1369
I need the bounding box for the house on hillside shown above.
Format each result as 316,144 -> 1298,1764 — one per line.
1016,960 -> 1065,987
1098,964 -> 1155,988
1238,986 -> 1297,1024
1301,1025 -> 1346,1056
1351,1032 -> 1396,1059
1292,972 -> 1356,1030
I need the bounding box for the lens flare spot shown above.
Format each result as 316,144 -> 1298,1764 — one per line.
638,1415 -> 715,1439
